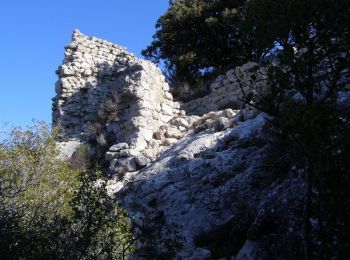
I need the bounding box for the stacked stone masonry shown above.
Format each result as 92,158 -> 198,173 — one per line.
53,30 -> 182,151
53,30 -> 263,174
183,62 -> 268,116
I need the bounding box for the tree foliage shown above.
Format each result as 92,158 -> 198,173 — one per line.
153,0 -> 350,257
142,0 -> 253,84
242,0 -> 350,258
247,0 -> 350,109
0,123 -> 134,259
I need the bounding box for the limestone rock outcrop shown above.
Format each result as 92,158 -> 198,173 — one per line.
109,113 -> 304,259
53,31 -> 305,258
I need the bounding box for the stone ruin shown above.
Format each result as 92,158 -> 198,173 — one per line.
184,62 -> 268,115
53,29 -> 182,151
51,30 -> 348,259
53,30 -> 266,173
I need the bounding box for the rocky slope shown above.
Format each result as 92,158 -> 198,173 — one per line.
109,113 -> 305,259
54,31 -> 306,259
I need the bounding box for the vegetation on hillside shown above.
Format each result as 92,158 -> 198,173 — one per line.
144,0 -> 349,86
0,123 -> 134,259
145,0 -> 350,258
1,0 -> 349,258
242,1 -> 350,257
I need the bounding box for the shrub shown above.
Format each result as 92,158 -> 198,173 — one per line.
0,123 -> 134,259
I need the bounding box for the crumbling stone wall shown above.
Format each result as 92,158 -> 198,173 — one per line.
53,31 -> 265,173
183,63 -> 268,115
52,30 -> 181,150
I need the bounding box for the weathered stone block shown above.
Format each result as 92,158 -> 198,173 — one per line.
165,128 -> 183,140
173,118 -> 189,128
117,157 -> 137,172
135,154 -> 149,169
109,142 -> 129,152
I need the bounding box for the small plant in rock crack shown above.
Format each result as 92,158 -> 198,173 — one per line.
88,91 -> 120,158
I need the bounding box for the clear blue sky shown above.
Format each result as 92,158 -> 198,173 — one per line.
0,0 -> 168,130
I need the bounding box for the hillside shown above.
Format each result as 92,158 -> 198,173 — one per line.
52,30 -> 308,258
1,0 -> 349,259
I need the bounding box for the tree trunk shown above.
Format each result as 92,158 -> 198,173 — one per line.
304,155 -> 313,260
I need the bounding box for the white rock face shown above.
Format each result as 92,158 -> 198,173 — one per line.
53,29 -> 180,146
54,31 -> 304,258
55,140 -> 82,161
108,113 -> 304,258
183,62 -> 268,115
53,31 -> 266,175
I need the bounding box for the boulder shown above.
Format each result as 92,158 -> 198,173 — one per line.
56,140 -> 82,161
163,138 -> 178,146
215,117 -> 233,131
135,154 -> 149,169
173,118 -> 189,128
224,108 -> 237,118
109,143 -> 129,152
165,127 -> 183,139
117,157 -> 137,172
153,129 -> 165,140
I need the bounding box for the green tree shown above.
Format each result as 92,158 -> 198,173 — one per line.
0,123 -> 80,258
246,0 -> 350,109
0,123 -> 134,259
242,0 -> 350,258
142,0 -> 253,85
